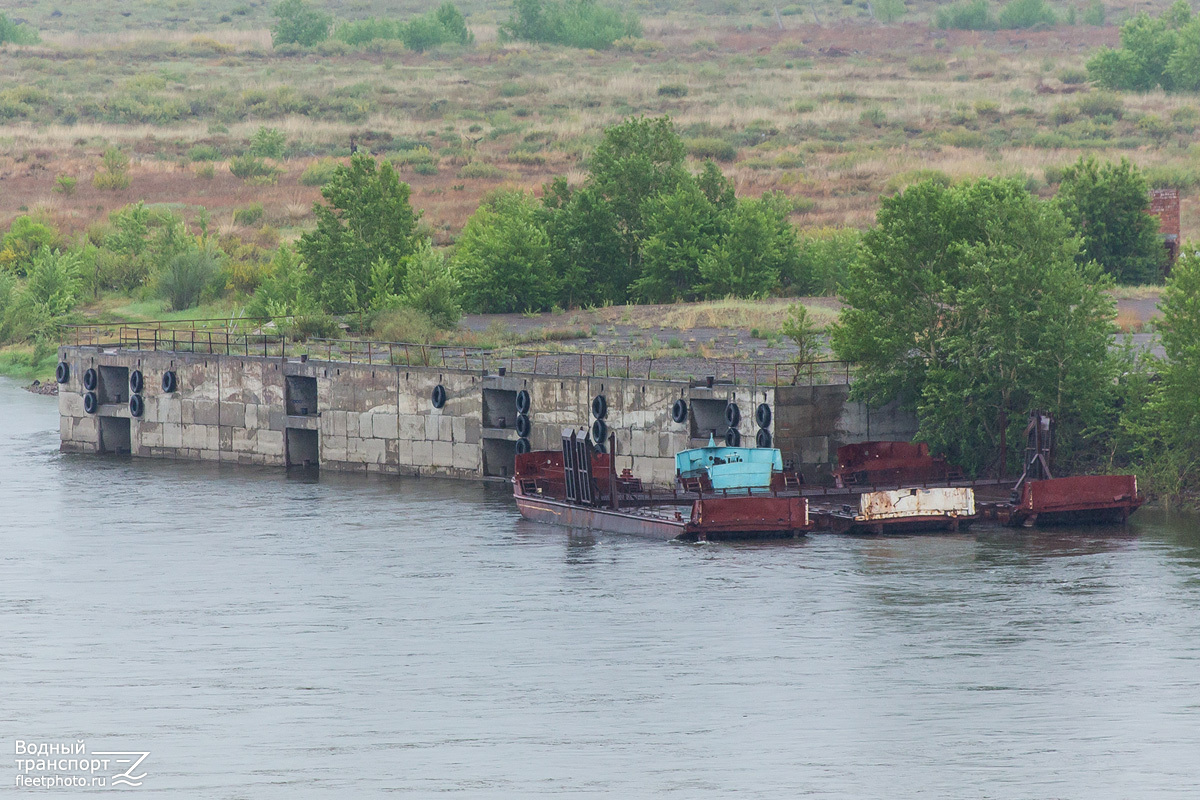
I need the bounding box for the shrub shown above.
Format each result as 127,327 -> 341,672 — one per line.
686,137 -> 737,162
53,175 -> 77,196
158,249 -> 222,311
195,163 -> 216,180
249,126 -> 286,159
934,0 -> 996,30
874,0 -> 907,24
93,147 -> 131,191
234,203 -> 265,226
299,158 -> 340,186
371,305 -> 439,344
271,0 -> 331,47
400,240 -> 460,327
787,227 -> 862,296
0,13 -> 39,45
229,155 -> 278,180
657,83 -> 688,97
500,0 -> 642,50
997,0 -> 1057,29
458,162 -> 507,179
188,144 -> 221,162
335,18 -> 401,45
412,162 -> 439,176
399,3 -> 474,52
1081,0 -> 1105,26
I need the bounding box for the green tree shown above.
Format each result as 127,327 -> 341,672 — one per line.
298,154 -> 420,314
271,0 -> 332,47
452,190 -> 557,313
1087,2 -> 1190,90
873,0 -> 907,23
250,126 -> 286,159
401,240 -> 461,327
1167,18 -> 1200,90
543,180 -> 625,307
997,0 -> 1056,29
698,193 -> 798,299
786,227 -> 862,296
158,248 -> 221,311
0,13 -> 40,45
632,180 -> 724,303
247,245 -> 313,319
434,3 -> 474,44
588,115 -> 688,290
1055,156 -> 1165,284
1,216 -> 60,277
1147,251 -> 1200,495
832,178 -> 1116,476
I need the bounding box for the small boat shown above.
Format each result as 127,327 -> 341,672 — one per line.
820,487 -> 977,534
513,431 -> 811,541
674,435 -> 802,493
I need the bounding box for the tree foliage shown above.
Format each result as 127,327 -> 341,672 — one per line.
832,178 -> 1116,476
298,154 -> 420,314
500,0 -> 641,49
452,190 -> 558,313
1055,156 -> 1165,285
271,0 -> 332,47
1087,1 -> 1197,91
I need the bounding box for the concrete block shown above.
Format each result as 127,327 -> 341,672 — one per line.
398,414 -> 424,440
438,416 -> 453,442
322,435 -> 348,463
330,409 -> 347,437
162,399 -> 182,424
219,426 -> 234,452
425,415 -> 440,441
358,437 -> 386,464
258,429 -> 284,458
345,411 -> 359,438
162,422 -> 183,449
431,440 -> 453,466
452,443 -> 478,471
464,417 -> 481,445
452,416 -> 467,443
219,401 -> 245,426
396,438 -> 413,465
268,410 -> 286,431
372,413 -> 398,440
193,400 -> 219,426
412,440 -> 433,466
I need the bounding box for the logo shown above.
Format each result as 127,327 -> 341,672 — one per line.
14,740 -> 150,789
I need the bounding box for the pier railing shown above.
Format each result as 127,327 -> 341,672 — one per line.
61,322 -> 853,387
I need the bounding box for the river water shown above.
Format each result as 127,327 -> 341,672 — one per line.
3,378 -> 1199,798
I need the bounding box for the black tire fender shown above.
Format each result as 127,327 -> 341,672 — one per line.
431,383 -> 447,409
671,398 -> 688,424
591,394 -> 607,419
756,428 -> 772,449
129,394 -> 145,418
724,402 -> 741,428
515,389 -> 531,415
55,361 -> 70,384
82,368 -> 98,391
725,427 -> 742,447
83,391 -> 98,414
755,402 -> 772,429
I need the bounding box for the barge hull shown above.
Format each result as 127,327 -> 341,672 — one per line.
515,494 -> 687,540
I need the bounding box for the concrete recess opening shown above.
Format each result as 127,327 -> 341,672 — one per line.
482,438 -> 517,478
482,388 -> 517,429
690,398 -> 730,439
98,416 -> 131,454
98,365 -> 129,406
286,428 -> 319,468
285,376 -> 318,416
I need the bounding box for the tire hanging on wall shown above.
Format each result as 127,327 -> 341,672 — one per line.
591,394 -> 607,419
55,361 -> 70,384
129,369 -> 144,395
82,368 -> 98,391
129,394 -> 145,418
755,403 -> 772,429
515,389 -> 531,415
671,398 -> 688,424
725,427 -> 741,447
83,391 -> 98,414
515,413 -> 532,438
515,437 -> 531,455
756,428 -> 772,449
431,383 -> 447,409
591,418 -> 608,445
724,402 -> 741,428
161,370 -> 178,394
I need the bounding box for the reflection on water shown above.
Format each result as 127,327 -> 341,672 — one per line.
2,379 -> 1200,798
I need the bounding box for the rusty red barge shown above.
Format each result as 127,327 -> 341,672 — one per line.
513,431 -> 810,541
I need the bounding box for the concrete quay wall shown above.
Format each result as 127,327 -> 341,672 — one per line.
58,346 -> 917,484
